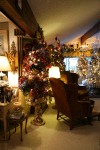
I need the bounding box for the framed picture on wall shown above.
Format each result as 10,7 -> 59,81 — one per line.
0,30 -> 9,55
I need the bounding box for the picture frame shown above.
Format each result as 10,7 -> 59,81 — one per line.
0,30 -> 9,55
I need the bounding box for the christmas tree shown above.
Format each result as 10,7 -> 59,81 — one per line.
48,37 -> 65,71
19,38 -> 51,125
86,48 -> 100,97
77,54 -> 88,80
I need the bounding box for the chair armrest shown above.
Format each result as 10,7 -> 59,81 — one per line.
78,101 -> 91,108
78,85 -> 87,90
78,101 -> 90,104
78,100 -> 94,109
78,101 -> 90,107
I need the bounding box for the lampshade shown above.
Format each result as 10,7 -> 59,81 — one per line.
49,66 -> 60,78
0,56 -> 11,71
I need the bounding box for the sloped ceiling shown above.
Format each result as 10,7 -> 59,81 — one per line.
27,0 -> 100,45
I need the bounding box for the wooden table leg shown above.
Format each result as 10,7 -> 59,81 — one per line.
3,118 -> 7,140
25,116 -> 28,134
8,114 -> 28,141
20,122 -> 23,142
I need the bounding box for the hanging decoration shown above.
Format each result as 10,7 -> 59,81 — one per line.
5,41 -> 18,71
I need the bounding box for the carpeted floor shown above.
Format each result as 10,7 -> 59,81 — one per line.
0,98 -> 100,150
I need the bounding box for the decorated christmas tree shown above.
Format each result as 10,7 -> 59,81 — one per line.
48,37 -> 65,71
77,54 -> 88,80
86,48 -> 100,97
19,38 -> 51,125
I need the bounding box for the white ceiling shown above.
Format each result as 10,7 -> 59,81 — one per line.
27,0 -> 100,45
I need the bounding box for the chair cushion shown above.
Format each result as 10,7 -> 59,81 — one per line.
78,90 -> 88,95
78,90 -> 89,101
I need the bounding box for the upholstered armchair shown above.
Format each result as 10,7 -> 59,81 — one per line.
50,78 -> 93,130
60,71 -> 90,101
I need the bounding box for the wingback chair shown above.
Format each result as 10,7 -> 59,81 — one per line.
60,71 -> 90,101
50,78 -> 93,130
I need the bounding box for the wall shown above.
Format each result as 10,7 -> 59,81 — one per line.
66,37 -> 81,48
85,31 -> 100,49
64,31 -> 100,57
9,21 -> 18,51
67,31 -> 100,49
0,19 -> 19,87
0,22 -> 9,53
0,21 -> 18,52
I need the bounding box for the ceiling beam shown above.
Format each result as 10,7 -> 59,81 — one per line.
0,0 -> 40,37
81,20 -> 100,44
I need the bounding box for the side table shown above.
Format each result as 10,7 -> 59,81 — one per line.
8,113 -> 28,141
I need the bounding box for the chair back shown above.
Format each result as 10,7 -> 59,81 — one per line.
60,71 -> 79,84
50,78 -> 91,120
50,78 -> 72,118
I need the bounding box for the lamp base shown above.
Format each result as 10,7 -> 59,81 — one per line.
0,86 -> 6,103
0,72 -> 5,78
0,81 -> 9,103
0,80 -> 8,86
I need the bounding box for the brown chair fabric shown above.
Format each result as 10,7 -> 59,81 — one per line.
60,71 -> 89,101
50,78 -> 92,130
60,71 -> 73,84
61,71 -> 79,84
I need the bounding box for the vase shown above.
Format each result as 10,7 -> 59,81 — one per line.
19,90 -> 31,115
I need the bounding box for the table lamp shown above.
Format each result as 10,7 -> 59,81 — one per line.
0,55 -> 11,102
0,55 -> 11,79
48,66 -> 60,108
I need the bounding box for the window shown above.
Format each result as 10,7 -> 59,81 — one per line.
64,58 -> 78,72
64,57 -> 91,73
